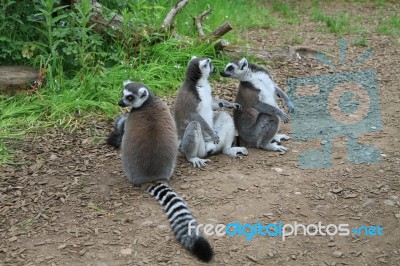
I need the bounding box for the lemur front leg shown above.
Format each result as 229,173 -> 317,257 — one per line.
107,114 -> 128,149
275,85 -> 295,113
212,99 -> 242,111
255,101 -> 290,123
181,121 -> 210,168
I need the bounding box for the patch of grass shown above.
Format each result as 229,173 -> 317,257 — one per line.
311,8 -> 352,36
377,15 -> 400,36
352,36 -> 367,47
271,1 -> 301,24
20,218 -> 37,228
172,0 -> 277,37
292,35 -> 304,45
87,203 -> 103,212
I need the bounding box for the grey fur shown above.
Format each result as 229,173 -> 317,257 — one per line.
106,114 -> 127,149
174,57 -> 248,167
120,82 -> 177,185
118,81 -> 213,262
220,58 -> 294,152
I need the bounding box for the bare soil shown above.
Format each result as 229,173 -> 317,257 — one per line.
1,2 -> 399,266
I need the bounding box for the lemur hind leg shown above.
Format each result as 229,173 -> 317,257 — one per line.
258,115 -> 288,152
211,111 -> 248,157
181,121 -> 210,167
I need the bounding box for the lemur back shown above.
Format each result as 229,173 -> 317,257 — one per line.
121,90 -> 176,185
116,81 -> 213,262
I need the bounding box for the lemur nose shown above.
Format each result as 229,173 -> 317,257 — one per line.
118,99 -> 128,107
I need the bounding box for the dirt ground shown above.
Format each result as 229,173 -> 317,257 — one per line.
1,1 -> 400,266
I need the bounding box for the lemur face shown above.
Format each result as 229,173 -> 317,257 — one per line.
187,56 -> 216,80
198,58 -> 216,77
119,80 -> 149,108
220,58 -> 248,79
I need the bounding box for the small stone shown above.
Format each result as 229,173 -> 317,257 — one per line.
331,187 -> 343,194
394,213 -> 400,219
272,167 -> 283,173
141,221 -> 153,227
246,255 -> 258,262
57,244 -> 67,249
8,236 -> 17,242
157,224 -> 169,231
180,184 -> 190,189
344,193 -> 358,199
120,248 -> 133,255
333,251 -> 343,258
362,198 -> 378,208
49,154 -> 58,161
384,199 -> 395,206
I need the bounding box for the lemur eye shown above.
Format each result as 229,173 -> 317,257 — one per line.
126,95 -> 134,101
227,65 -> 234,71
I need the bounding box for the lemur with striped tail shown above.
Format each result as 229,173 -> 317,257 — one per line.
116,80 -> 213,262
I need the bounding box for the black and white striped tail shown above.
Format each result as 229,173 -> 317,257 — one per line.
147,182 -> 213,262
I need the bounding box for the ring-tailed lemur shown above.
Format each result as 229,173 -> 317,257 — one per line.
106,114 -> 127,149
220,58 -> 295,152
116,80 -> 213,262
174,57 -> 248,168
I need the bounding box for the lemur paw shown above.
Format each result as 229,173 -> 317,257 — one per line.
233,103 -> 242,111
225,147 -> 248,158
189,158 -> 211,168
273,134 -> 290,143
262,143 -> 289,152
288,101 -> 295,113
212,131 -> 220,144
279,111 -> 290,123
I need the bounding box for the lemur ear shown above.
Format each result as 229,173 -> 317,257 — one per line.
188,56 -> 197,66
138,87 -> 148,98
239,58 -> 248,70
123,79 -> 133,87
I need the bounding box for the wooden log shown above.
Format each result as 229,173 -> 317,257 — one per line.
210,22 -> 232,39
0,66 -> 41,95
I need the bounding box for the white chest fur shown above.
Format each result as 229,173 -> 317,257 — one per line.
248,72 -> 277,107
196,78 -> 213,127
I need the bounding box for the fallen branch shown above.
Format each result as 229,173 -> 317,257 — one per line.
161,0 -> 189,31
72,0 -> 124,37
193,7 -> 212,38
210,22 -> 232,39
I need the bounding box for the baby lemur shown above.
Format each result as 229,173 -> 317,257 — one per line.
174,57 -> 248,168
221,58 -> 295,151
116,80 -> 213,262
